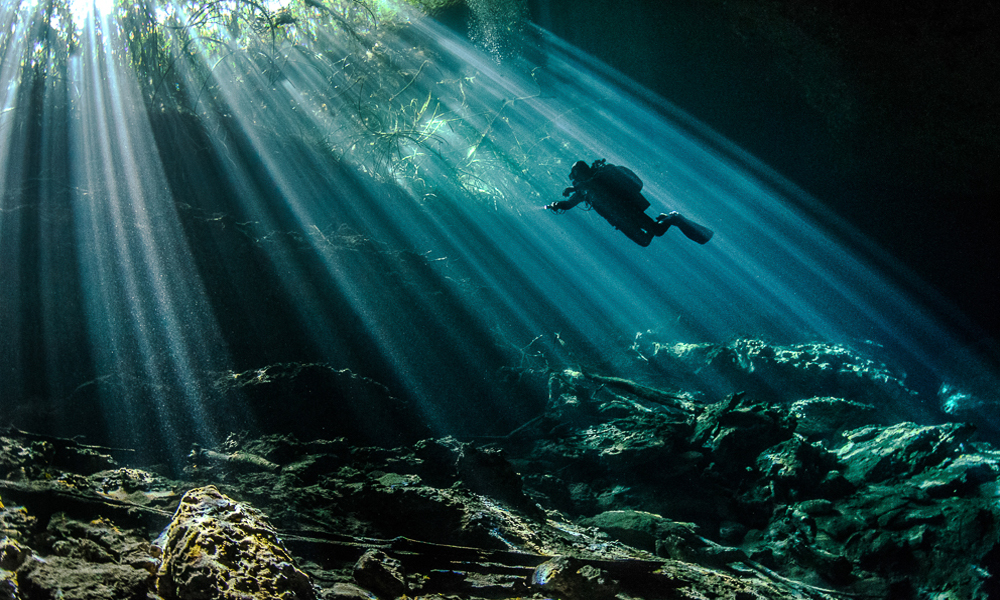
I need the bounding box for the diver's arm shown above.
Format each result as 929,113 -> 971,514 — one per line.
547,189 -> 584,211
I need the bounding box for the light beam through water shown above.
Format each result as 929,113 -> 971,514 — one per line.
0,0 -> 995,465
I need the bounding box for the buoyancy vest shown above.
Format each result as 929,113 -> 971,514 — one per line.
589,162 -> 650,212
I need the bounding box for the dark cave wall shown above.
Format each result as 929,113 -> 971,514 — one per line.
526,0 -> 1000,348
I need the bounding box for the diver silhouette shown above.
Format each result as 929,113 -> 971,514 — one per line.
546,159 -> 714,247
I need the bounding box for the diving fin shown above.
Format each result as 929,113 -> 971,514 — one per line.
670,212 -> 714,244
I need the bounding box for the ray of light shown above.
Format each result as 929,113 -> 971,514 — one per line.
0,0 -> 995,463
61,9 -> 241,464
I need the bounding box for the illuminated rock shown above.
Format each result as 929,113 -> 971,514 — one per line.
532,556 -> 618,600
352,550 -> 407,598
17,556 -> 153,600
789,397 -> 879,441
156,486 -> 314,600
837,422 -> 975,484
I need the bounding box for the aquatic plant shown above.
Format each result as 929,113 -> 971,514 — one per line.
62,0 -> 547,206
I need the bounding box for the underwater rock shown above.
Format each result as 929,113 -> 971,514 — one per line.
5,338 -> 1000,600
0,425 -> 848,600
352,550 -> 408,598
155,485 -> 314,600
0,570 -> 16,600
455,444 -> 544,520
531,555 -> 619,600
213,363 -> 431,447
789,396 -> 879,441
45,514 -> 159,572
528,414 -> 683,492
547,369 -> 696,420
0,538 -> 27,600
0,539 -> 28,572
86,467 -> 180,512
412,437 -> 465,488
574,419 -> 676,469
580,509 -> 719,564
915,453 -> 998,499
754,435 -> 848,504
794,448 -> 999,596
692,392 -> 796,477
581,509 -> 674,553
0,433 -> 121,478
0,503 -> 35,544
533,373 -> 691,470
325,582 -> 379,599
17,556 -> 154,600
2,512 -> 161,600
632,337 -> 918,414
512,353 -> 1000,597
671,537 -> 749,570
6,513 -> 159,599
837,422 -> 975,484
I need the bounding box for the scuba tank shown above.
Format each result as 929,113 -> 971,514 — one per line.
590,160 -> 650,212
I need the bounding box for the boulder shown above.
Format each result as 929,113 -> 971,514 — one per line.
837,422 -> 975,484
0,569 -> 16,600
755,435 -> 846,503
789,397 -> 879,441
532,556 -> 618,600
326,582 -> 379,599
581,510 -> 673,553
0,539 -> 28,572
692,393 -> 796,476
352,550 -> 407,598
17,556 -> 153,600
155,486 -> 314,600
456,445 -> 544,519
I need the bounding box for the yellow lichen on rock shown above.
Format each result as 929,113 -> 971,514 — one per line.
156,485 -> 314,600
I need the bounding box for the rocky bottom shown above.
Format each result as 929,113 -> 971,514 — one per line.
2,351 -> 1000,599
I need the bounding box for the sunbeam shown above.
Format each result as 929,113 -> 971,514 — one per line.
66,10 -> 241,466
2,2 -> 1000,596
1,0 -> 996,467
69,0 -> 114,19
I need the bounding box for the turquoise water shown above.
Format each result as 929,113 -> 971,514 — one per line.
0,1 -> 995,467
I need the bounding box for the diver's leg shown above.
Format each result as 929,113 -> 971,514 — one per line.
624,229 -> 653,246
653,213 -> 672,236
630,214 -> 665,246
605,210 -> 655,246
657,212 -> 714,244
619,217 -> 654,246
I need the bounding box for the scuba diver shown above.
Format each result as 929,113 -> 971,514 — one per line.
545,159 -> 714,247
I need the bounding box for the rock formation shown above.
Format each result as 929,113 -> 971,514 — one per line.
1,338 -> 998,599
156,486 -> 314,600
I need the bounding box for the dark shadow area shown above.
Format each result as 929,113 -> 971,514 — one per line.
528,0 -> 1000,350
